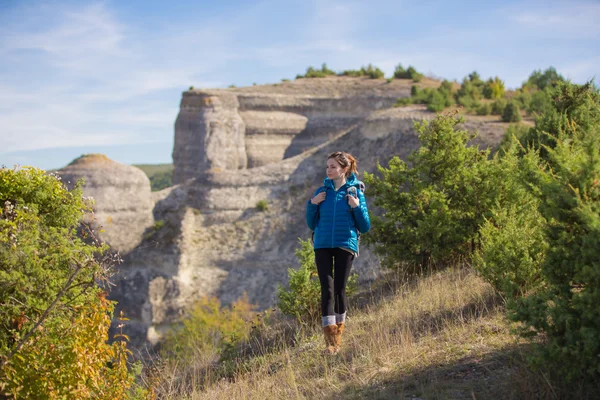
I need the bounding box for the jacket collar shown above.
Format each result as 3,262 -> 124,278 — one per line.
323,173 -> 360,190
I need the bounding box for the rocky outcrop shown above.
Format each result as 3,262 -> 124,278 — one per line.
172,77 -> 424,184
70,77 -> 513,351
56,154 -> 154,254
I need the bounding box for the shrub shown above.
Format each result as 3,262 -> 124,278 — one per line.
427,90 -> 448,112
502,101 -> 522,122
513,90 -> 532,110
411,85 -> 419,97
296,63 -> 336,79
277,238 -> 357,324
455,78 -> 482,109
482,77 -> 505,99
467,71 -> 485,87
342,64 -> 385,79
508,82 -> 600,382
161,295 -> 256,366
491,98 -> 508,115
364,114 -> 493,270
256,199 -> 268,211
476,103 -> 492,115
523,66 -> 565,91
393,64 -> 423,81
474,148 -> 547,297
527,89 -> 552,116
0,167 -> 140,398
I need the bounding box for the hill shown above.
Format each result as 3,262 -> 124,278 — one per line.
149,266 -> 592,399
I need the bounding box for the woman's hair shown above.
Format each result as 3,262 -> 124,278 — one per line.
327,151 -> 358,177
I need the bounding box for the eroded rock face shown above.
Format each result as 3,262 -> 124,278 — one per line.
172,77 -> 417,184
96,78 -> 512,351
173,92 -> 247,184
56,154 -> 154,254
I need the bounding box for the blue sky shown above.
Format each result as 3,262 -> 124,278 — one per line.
1,0 -> 598,170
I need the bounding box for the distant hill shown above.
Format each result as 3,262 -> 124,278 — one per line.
133,163 -> 173,191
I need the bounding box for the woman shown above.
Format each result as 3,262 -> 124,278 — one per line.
306,151 -> 371,354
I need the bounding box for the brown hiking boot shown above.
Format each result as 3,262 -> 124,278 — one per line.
322,325 -> 338,355
332,322 -> 345,351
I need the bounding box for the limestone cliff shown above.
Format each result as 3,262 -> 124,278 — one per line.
63,77 -> 511,351
56,154 -> 155,254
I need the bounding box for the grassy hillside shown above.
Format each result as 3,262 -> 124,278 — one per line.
147,267 -> 594,399
132,163 -> 173,191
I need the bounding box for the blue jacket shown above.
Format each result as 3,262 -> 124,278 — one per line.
306,173 -> 371,254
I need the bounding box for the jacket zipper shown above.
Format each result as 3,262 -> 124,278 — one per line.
332,186 -> 340,247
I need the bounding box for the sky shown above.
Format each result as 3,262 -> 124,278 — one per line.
1,0 -> 599,171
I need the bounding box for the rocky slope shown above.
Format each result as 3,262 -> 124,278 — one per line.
59,77 -> 510,350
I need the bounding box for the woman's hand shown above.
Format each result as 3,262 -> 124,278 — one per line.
347,194 -> 359,208
311,192 -> 326,205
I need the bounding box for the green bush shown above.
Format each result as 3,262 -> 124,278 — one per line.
256,199 -> 268,211
296,63 -> 336,79
341,64 -> 385,79
410,85 -> 419,97
277,238 -> 357,324
494,123 -> 531,157
508,82 -> 600,382
523,66 -> 565,91
455,78 -> 482,109
364,114 -> 493,270
502,101 -> 522,122
491,98 -> 508,115
482,77 -> 505,99
476,103 -> 492,115
0,167 -> 140,398
527,89 -> 552,116
427,90 -> 448,112
161,295 -> 256,365
513,90 -> 532,110
394,64 -> 424,81
474,148 -> 547,297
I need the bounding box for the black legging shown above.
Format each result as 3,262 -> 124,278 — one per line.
315,248 -> 355,317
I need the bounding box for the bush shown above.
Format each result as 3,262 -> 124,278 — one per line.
256,199 -> 268,211
342,64 -> 385,79
364,114 -> 493,270
483,77 -> 505,99
474,148 -> 547,297
476,103 -> 492,115
427,90 -> 448,112
394,64 -> 424,81
296,63 -> 336,79
277,238 -> 357,324
523,66 -> 565,91
491,98 -> 508,115
513,90 -> 532,110
527,89 -> 552,116
502,101 -> 522,122
161,295 -> 256,364
508,82 -> 600,382
0,167 -> 140,398
455,78 -> 482,109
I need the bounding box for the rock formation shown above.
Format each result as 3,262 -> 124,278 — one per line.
61,77 -> 512,350
56,154 -> 155,254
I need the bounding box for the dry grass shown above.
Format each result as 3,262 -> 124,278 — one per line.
147,267 -> 595,399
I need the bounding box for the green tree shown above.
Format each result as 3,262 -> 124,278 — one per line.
482,76 -> 505,99
524,66 -> 565,91
364,114 -> 493,270
0,167 -> 141,398
508,82 -> 600,381
502,101 -> 522,122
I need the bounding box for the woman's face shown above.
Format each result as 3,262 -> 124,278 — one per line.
326,158 -> 347,180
